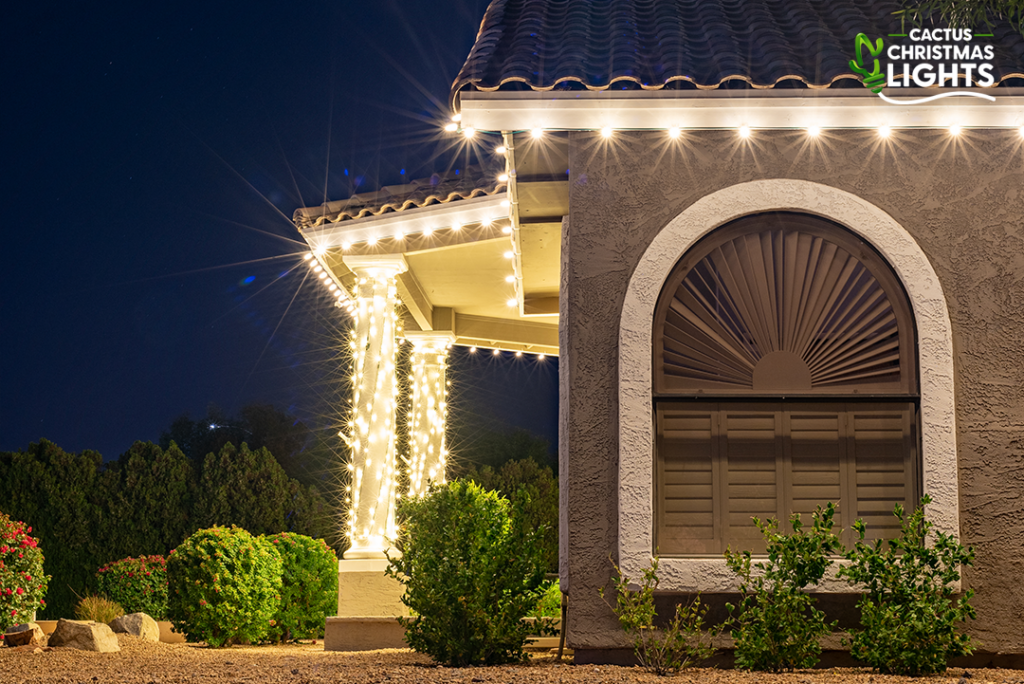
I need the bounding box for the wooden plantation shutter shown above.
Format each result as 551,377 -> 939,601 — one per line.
653,212 -> 919,555
655,403 -> 918,555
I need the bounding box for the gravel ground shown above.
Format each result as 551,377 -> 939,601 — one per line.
2,635 -> 1023,684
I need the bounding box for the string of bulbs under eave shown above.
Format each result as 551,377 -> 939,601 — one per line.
443,114 -> 1024,141
303,251 -> 356,314
500,132 -> 525,313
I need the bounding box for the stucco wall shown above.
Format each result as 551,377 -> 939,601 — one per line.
561,128 -> 1024,655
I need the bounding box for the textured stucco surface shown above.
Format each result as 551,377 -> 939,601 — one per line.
560,128 -> 1024,655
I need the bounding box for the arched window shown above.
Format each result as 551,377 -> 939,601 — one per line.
652,212 -> 919,554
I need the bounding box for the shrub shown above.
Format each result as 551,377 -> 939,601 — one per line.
75,595 -> 124,622
529,578 -> 562,618
460,458 -> 559,573
725,503 -> 841,672
839,495 -> 976,675
96,555 -> 168,619
602,557 -> 718,675
166,526 -> 282,647
263,533 -> 338,641
0,512 -> 50,633
386,481 -> 551,666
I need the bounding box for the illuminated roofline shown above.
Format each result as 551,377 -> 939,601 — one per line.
459,88 -> 1024,132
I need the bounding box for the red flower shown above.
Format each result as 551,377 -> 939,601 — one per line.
16,587 -> 23,595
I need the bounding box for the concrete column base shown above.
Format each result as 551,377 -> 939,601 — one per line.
324,616 -> 407,651
324,558 -> 410,651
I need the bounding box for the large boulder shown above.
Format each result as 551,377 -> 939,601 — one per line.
4,622 -> 46,647
47,619 -> 120,652
109,612 -> 159,642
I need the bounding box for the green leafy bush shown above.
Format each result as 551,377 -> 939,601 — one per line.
0,512 -> 50,633
263,533 -> 338,641
602,557 -> 718,675
839,495 -> 976,675
725,503 -> 841,672
166,526 -> 282,647
75,594 -> 124,622
459,457 -> 559,572
386,481 -> 551,666
529,578 -> 562,618
96,555 -> 168,619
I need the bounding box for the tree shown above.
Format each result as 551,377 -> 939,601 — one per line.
97,441 -> 196,563
195,442 -> 333,542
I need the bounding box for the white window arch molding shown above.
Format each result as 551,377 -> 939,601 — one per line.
618,179 -> 959,592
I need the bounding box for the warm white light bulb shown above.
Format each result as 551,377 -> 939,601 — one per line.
949,124 -> 962,136
451,223 -> 461,232
303,253 -> 313,261
1018,125 -> 1024,139
500,199 -> 510,208
515,350 -> 523,357
423,227 -> 433,237
502,225 -> 512,234
505,274 -> 515,283
668,126 -> 681,139
469,346 -> 477,353
452,113 -> 462,123
342,241 -> 351,251
462,127 -> 476,139
738,125 -> 751,139
444,122 -> 458,132
367,235 -> 377,245
492,348 -> 501,356
807,126 -> 821,137
504,250 -> 514,259
601,126 -> 614,138
314,265 -> 323,273
878,125 -> 891,138
495,145 -> 507,154
531,128 -> 543,139
506,298 -> 517,307
538,353 -> 546,360
498,173 -> 509,182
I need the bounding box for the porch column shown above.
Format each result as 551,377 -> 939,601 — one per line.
405,331 -> 456,497
341,255 -> 407,560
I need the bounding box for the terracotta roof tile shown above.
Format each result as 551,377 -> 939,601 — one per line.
450,0 -> 1024,108
294,167 -> 506,229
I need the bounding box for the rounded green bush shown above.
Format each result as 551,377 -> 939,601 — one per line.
0,511 -> 50,633
387,480 -> 551,666
263,533 -> 338,641
166,526 -> 282,647
96,555 -> 168,619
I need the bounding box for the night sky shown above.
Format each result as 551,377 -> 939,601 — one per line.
2,1 -> 558,460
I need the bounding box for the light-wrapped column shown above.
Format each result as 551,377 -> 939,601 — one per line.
342,257 -> 407,559
405,332 -> 456,498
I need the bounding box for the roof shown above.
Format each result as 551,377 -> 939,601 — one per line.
450,0 -> 1024,108
294,167 -> 506,229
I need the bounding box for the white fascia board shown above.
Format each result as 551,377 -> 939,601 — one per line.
460,88 -> 1024,132
300,192 -> 509,252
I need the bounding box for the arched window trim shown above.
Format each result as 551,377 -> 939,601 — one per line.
617,180 -> 959,593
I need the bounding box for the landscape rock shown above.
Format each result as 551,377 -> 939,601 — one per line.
47,619 -> 120,652
109,612 -> 160,642
3,622 -> 45,647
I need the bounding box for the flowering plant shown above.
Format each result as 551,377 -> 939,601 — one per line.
96,555 -> 168,619
263,533 -> 338,641
0,511 -> 50,634
166,526 -> 282,647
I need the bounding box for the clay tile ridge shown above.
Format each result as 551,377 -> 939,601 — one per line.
293,167 -> 507,230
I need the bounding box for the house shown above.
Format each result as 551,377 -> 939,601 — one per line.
296,0 -> 1024,663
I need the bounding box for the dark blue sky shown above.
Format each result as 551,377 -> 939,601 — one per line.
2,1 -> 558,459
